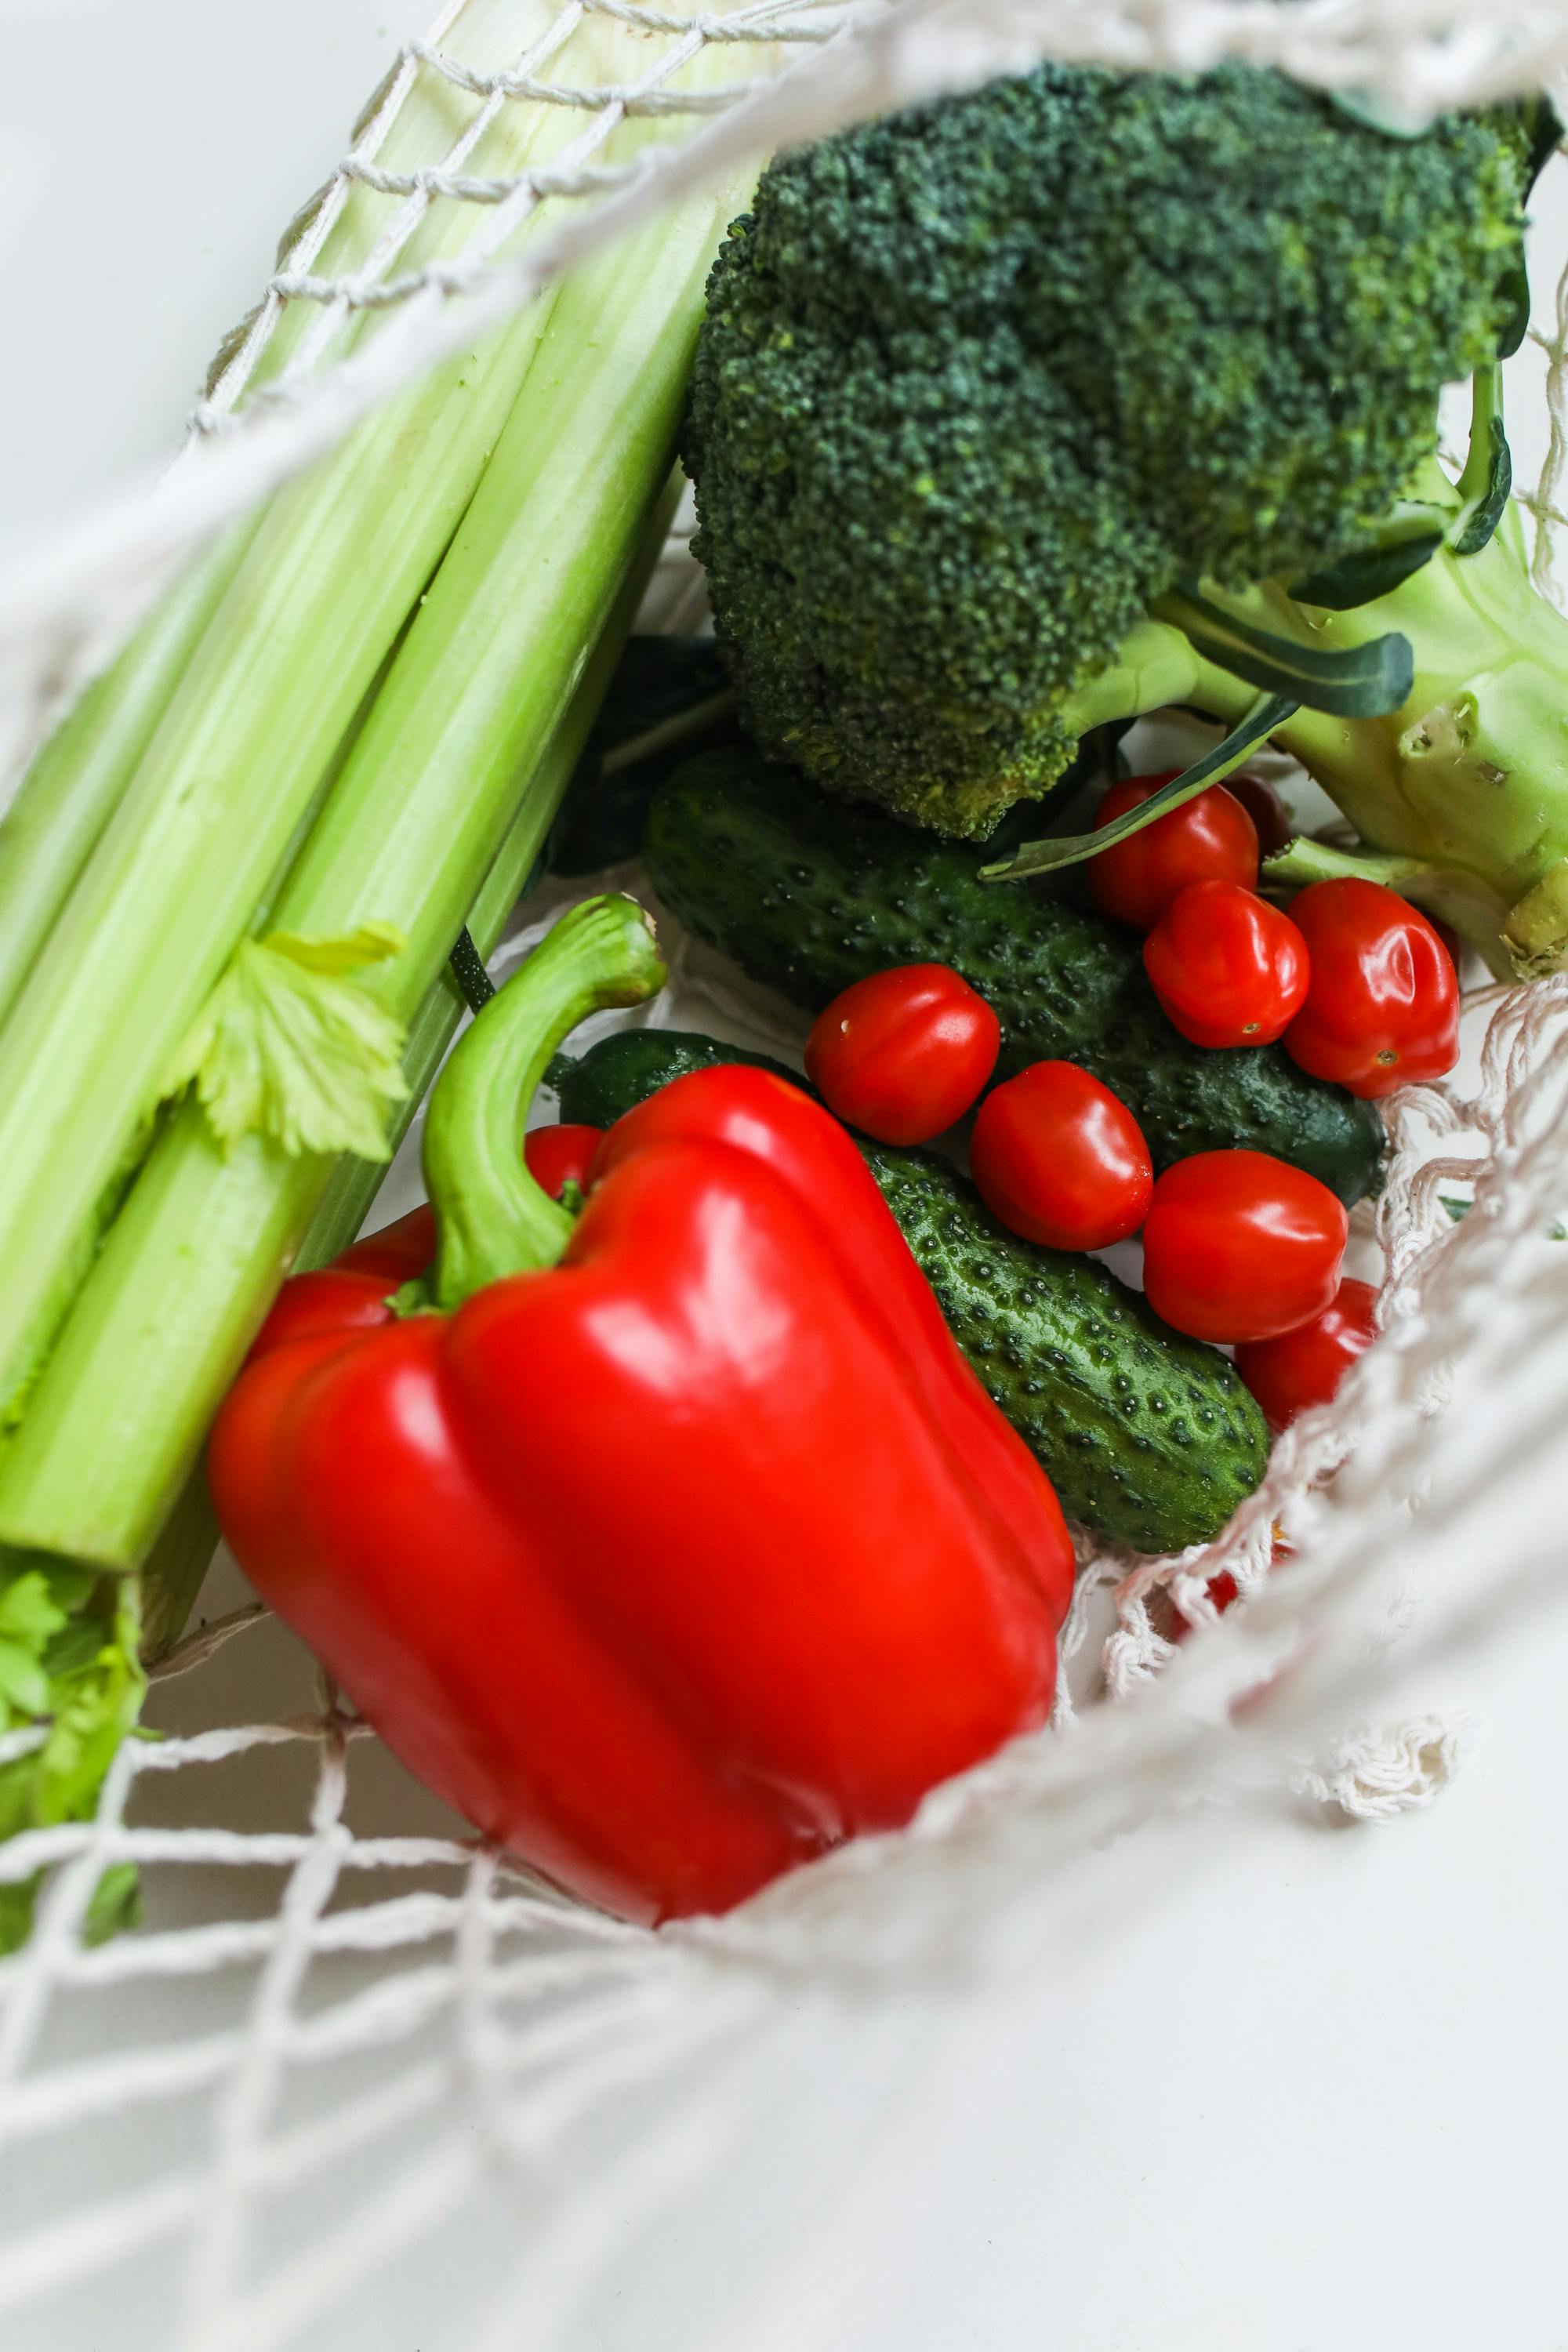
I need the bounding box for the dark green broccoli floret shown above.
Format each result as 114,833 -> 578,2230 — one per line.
686,64 -> 1526,838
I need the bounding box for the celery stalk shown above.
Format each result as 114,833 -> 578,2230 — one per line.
0,316 -> 557,1410
0,523 -> 260,1032
0,0 -> 590,1044
0,2 -> 738,1413
0,169 -> 750,1568
136,503 -> 671,1663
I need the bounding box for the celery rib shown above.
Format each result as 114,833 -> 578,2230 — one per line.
0,521 -> 259,1034
0,2 -> 724,1422
136,497 -> 674,1663
0,173 -> 750,1568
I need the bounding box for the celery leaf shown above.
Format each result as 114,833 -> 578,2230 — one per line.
0,1566 -> 147,1955
0,1568 -> 71,1730
165,923 -> 411,1160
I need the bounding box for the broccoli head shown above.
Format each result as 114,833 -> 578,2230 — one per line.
686,64 -> 1526,837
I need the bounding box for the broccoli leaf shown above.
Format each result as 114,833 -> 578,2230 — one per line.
1451,369 -> 1514,557
980,694 -> 1294,884
1290,512 -> 1448,611
1160,590 -> 1414,718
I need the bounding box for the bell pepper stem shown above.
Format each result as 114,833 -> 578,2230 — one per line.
424,895 -> 665,1310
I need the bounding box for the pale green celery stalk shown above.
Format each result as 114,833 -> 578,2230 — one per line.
0,303 -> 564,1412
0,0 -> 601,1051
236,0 -> 604,396
0,0 -> 535,1026
136,484 -> 677,1664
0,520 -> 259,1032
0,166 -> 755,1571
0,0 -> 731,1411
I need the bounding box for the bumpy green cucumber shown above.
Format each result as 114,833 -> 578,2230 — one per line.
644,750 -> 1384,1204
549,1027 -> 1269,1553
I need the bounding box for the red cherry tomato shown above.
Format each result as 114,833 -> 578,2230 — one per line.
1283,880 -> 1459,1098
969,1061 -> 1153,1250
1226,772 -> 1294,858
524,1123 -> 604,1201
805,963 -> 1000,1145
1087,774 -> 1259,933
1141,1149 -> 1348,1343
1170,1568 -> 1240,1641
1235,1276 -> 1379,1432
1142,881 -> 1310,1050
336,1203 -> 437,1283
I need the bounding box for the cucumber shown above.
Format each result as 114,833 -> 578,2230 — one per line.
549,1027 -> 1269,1554
546,637 -> 737,876
644,750 -> 1385,1205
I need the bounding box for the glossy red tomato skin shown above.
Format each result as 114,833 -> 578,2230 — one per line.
969,1061 -> 1153,1250
805,963 -> 1001,1145
1169,1568 -> 1240,1641
1142,881 -> 1310,1049
1235,1276 -> 1380,1432
1227,773 -> 1294,858
1141,1150 -> 1348,1343
1087,774 -> 1260,933
1283,880 -> 1459,1098
524,1123 -> 604,1200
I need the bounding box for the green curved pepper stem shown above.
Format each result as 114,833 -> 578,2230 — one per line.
423,895 -> 666,1311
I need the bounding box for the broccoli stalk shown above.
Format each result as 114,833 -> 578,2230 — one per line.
1261,535 -> 1568,978
996,454 -> 1568,975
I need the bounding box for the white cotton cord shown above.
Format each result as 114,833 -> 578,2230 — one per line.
1291,1715 -> 1467,1821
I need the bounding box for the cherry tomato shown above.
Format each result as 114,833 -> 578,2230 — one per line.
1283,879 -> 1459,1099
805,963 -> 1000,1145
1143,881 -> 1310,1049
1235,1276 -> 1379,1432
1141,1149 -> 1348,1343
1087,773 -> 1259,933
969,1061 -> 1152,1250
1226,772 -> 1294,858
524,1123 -> 604,1201
335,1203 -> 437,1282
1170,1569 -> 1240,1641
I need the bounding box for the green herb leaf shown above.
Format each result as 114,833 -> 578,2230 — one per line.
1160,587 -> 1414,717
981,695 -> 1293,884
163,923 -> 410,1160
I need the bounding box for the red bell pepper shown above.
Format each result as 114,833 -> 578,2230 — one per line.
211,896 -> 1073,1924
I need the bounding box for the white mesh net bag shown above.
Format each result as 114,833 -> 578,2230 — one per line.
5,4 -> 1568,2347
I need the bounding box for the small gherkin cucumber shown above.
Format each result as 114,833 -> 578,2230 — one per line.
548,1027 -> 1269,1555
643,749 -> 1385,1205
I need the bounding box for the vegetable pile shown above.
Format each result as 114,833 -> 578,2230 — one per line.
213,900 -> 1074,1926
0,48 -> 1544,1930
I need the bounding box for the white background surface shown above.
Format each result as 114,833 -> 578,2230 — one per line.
2,5 -> 1566,2347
